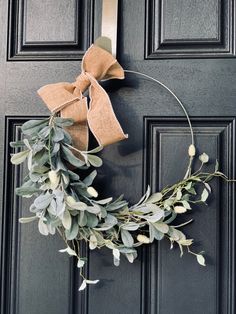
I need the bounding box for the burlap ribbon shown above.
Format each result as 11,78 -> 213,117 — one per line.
37,44 -> 128,151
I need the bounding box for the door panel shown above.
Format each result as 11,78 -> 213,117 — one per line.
1,1 -> 236,314
8,0 -> 94,60
146,0 -> 234,58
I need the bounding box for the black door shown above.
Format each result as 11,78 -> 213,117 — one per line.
1,1 -> 236,313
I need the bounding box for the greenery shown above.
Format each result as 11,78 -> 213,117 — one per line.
10,115 -> 228,290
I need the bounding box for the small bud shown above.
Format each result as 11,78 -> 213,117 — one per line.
199,153 -> 209,164
87,187 -> 98,198
188,144 -> 196,157
137,234 -> 150,244
66,195 -> 77,205
174,206 -> 187,214
48,170 -> 60,189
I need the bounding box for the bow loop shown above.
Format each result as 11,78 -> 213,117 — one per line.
38,82 -> 80,113
37,44 -> 127,151
81,45 -> 124,81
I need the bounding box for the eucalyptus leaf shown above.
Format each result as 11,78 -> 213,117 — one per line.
38,218 -> 49,236
10,140 -> 28,148
164,212 -> 177,224
106,200 -> 128,211
197,254 -> 206,266
19,216 -> 37,223
33,149 -> 49,166
95,197 -> 113,205
83,170 -> 97,186
85,279 -> 99,285
121,229 -> 134,247
38,126 -> 50,138
105,214 -> 118,226
149,223 -> 164,241
87,155 -> 103,167
78,211 -> 87,227
134,186 -> 151,206
47,199 -> 57,215
86,212 -> 99,228
11,150 -> 29,165
147,192 -> 163,204
15,186 -> 39,197
153,222 -> 169,233
93,223 -> 113,231
61,145 -> 85,167
78,280 -> 87,291
21,119 -> 48,135
34,194 -> 53,210
59,246 -> 77,256
54,117 -> 74,127
65,220 -> 79,240
121,222 -> 139,231
82,146 -> 103,154
66,196 -> 87,211
62,129 -> 72,144
52,127 -> 64,142
168,227 -> 186,241
61,210 -> 72,230
125,252 -> 137,263
181,200 -> 191,210
86,205 -> 101,214
68,170 -> 80,181
201,188 -> 209,202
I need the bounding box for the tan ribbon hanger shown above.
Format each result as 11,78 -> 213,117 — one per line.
37,43 -> 128,151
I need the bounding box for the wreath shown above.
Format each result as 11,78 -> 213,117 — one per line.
10,43 -> 231,291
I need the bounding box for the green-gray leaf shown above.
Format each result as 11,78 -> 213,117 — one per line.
61,145 -> 85,167
201,188 -> 209,202
83,146 -> 103,154
22,119 -> 48,135
65,220 -> 79,240
15,186 -> 39,197
87,154 -> 103,167
19,216 -> 37,223
54,117 -> 74,127
197,254 -> 206,266
86,212 -> 99,228
153,222 -> 169,233
121,222 -> 140,231
83,170 -> 97,186
121,229 -> 134,247
11,150 -> 29,165
34,194 -> 53,209
147,192 -> 163,203
52,127 -> 64,142
149,223 -> 164,241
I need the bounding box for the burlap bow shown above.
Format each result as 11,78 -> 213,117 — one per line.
37,44 -> 128,151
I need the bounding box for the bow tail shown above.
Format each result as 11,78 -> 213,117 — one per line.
60,97 -> 89,151
87,77 -> 128,147
38,83 -> 89,151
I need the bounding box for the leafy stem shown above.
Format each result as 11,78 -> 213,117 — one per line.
48,114 -> 56,168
